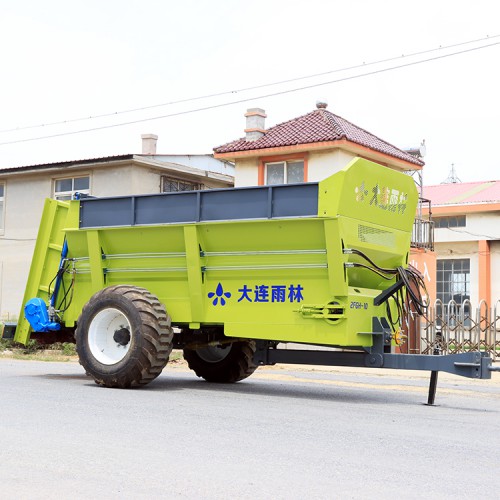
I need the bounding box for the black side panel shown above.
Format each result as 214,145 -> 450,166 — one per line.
135,192 -> 199,224
272,184 -> 318,218
79,183 -> 319,228
80,198 -> 133,227
200,188 -> 269,221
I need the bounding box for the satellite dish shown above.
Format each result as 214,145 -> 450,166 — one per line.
419,140 -> 426,158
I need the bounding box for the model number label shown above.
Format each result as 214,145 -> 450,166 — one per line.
350,301 -> 368,310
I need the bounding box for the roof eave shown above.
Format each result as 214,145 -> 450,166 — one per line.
423,203 -> 500,215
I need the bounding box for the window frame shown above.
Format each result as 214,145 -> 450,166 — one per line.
264,160 -> 305,185
433,215 -> 466,229
436,258 -> 470,305
258,154 -> 308,186
53,175 -> 91,200
161,176 -> 203,192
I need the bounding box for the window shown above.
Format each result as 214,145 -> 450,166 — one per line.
265,160 -> 305,185
161,177 -> 202,192
54,176 -> 90,200
434,215 -> 466,229
436,259 -> 470,305
0,183 -> 4,232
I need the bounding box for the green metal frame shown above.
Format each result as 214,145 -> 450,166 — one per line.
14,157 -> 418,348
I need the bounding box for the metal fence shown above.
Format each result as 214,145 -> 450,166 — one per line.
416,300 -> 500,360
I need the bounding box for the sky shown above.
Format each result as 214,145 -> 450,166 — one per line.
0,0 -> 499,186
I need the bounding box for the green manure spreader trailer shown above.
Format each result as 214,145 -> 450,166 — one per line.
8,157 -> 498,401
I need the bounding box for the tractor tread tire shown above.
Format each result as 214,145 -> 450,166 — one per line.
76,285 -> 173,388
184,340 -> 257,383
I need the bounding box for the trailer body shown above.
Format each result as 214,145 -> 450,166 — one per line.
10,157 -> 498,394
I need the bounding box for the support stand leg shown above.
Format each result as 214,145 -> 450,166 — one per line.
425,346 -> 441,406
426,370 -> 439,406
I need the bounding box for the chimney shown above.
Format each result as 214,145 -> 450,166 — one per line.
244,108 -> 266,141
141,134 -> 158,154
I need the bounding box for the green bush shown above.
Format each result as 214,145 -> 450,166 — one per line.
48,342 -> 64,351
61,342 -> 76,356
0,338 -> 14,351
23,339 -> 40,354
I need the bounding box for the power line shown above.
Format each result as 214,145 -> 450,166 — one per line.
0,237 -> 37,242
1,34 -> 498,135
1,39 -> 499,146
447,227 -> 500,239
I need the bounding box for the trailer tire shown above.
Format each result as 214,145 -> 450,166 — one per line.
183,340 -> 257,383
76,285 -> 173,388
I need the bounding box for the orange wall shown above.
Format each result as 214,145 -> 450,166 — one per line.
478,240 -> 491,304
409,248 -> 437,303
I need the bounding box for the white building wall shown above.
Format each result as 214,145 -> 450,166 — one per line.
92,165 -> 136,196
434,212 -> 499,243
92,165 -> 165,197
234,158 -> 259,187
468,212 -> 500,239
0,173 -> 52,319
307,149 -> 356,181
0,241 -> 37,321
433,228 -> 469,243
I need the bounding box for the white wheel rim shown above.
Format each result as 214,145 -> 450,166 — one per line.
196,344 -> 231,363
88,308 -> 132,365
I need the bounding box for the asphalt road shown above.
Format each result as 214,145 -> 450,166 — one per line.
1,357 -> 499,499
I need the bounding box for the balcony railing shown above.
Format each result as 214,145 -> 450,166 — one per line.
411,197 -> 434,250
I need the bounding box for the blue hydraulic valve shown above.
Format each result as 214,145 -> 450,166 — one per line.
24,298 -> 61,332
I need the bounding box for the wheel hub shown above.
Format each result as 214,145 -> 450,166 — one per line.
196,343 -> 231,363
113,327 -> 131,346
88,308 -> 132,365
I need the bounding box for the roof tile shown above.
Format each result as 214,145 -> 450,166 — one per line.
214,109 -> 423,166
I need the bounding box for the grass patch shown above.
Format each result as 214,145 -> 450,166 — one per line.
0,338 -> 13,351
47,342 -> 77,356
11,352 -> 76,362
0,338 -> 77,361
